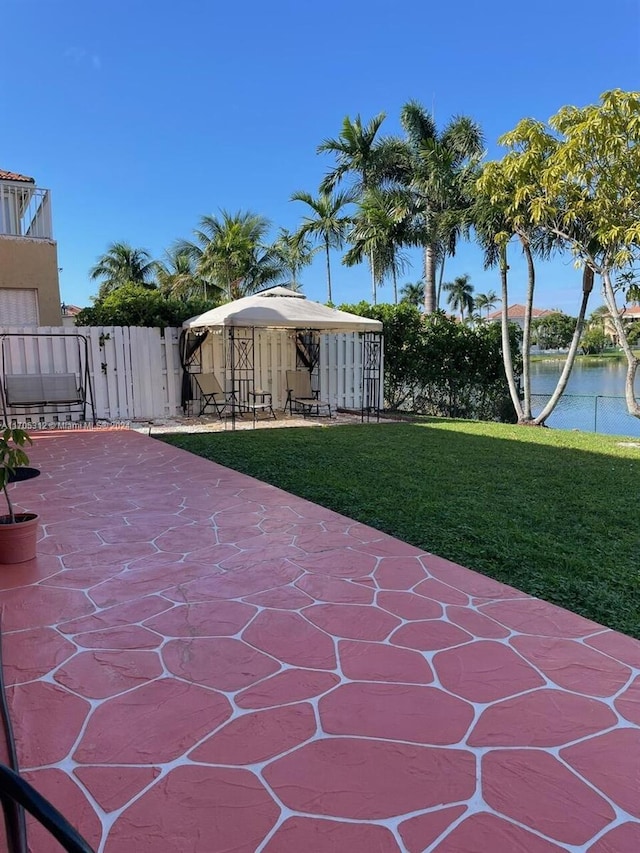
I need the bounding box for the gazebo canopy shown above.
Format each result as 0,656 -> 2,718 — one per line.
183,287 -> 382,333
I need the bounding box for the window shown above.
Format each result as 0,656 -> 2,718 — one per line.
0,288 -> 39,325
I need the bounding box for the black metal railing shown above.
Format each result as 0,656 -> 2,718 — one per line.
0,620 -> 94,852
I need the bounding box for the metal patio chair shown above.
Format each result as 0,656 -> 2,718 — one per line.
193,373 -> 228,417
285,370 -> 332,417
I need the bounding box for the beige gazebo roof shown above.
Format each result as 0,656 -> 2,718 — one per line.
184,287 -> 382,333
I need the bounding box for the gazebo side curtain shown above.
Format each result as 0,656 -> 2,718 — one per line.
295,332 -> 320,373
178,329 -> 209,413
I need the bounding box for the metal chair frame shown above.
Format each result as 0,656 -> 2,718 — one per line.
285,370 -> 332,418
193,373 -> 228,417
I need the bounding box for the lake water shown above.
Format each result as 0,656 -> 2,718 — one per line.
529,359 -> 640,438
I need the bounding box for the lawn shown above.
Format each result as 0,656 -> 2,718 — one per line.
160,420 -> 640,638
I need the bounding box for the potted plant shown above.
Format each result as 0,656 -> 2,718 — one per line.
0,428 -> 39,564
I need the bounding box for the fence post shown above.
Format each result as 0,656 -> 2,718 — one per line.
594,395 -> 599,433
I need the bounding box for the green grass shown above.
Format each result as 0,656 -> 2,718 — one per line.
531,350 -> 640,362
160,421 -> 640,638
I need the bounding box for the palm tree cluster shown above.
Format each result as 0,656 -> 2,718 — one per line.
91,102 -> 487,311
440,275 -> 500,322
292,105 -> 485,307
90,214 -> 317,306
91,90 -> 638,372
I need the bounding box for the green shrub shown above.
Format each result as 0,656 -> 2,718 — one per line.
531,312 -> 577,349
580,327 -> 608,354
627,321 -> 640,345
75,283 -> 217,327
340,302 -> 521,421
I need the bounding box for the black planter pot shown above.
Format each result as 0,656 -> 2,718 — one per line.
7,467 -> 41,484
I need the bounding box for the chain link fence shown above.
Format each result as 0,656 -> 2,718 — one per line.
531,394 -> 640,438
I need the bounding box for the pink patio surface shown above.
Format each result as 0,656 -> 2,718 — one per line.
1,428 -> 639,852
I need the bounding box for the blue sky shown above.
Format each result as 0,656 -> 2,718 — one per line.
2,0 -> 639,314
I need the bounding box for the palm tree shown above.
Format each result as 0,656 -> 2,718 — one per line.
291,190 -> 353,303
318,112 -> 387,194
474,290 -> 499,318
400,280 -> 425,308
318,113 -> 389,299
477,147 -> 578,425
155,247 -> 218,301
271,228 -> 317,291
443,274 -> 474,321
179,211 -> 284,301
399,102 -> 484,314
90,242 -> 155,297
342,188 -> 412,304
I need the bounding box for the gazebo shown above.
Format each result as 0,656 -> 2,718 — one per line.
180,287 -> 383,422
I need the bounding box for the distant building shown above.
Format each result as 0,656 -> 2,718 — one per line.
486,303 -> 558,331
0,169 -> 62,325
621,305 -> 640,321
600,304 -> 640,344
61,303 -> 83,328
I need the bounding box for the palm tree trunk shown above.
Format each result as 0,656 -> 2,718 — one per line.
436,251 -> 446,310
424,244 -> 437,313
534,266 -> 594,425
392,267 -> 398,304
499,244 -> 523,420
325,239 -> 332,304
369,248 -> 377,305
520,237 -> 535,421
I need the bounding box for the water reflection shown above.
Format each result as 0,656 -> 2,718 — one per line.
530,359 -> 640,437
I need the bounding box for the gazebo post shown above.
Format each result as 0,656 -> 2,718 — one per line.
228,327 -> 236,431
361,332 -> 383,422
226,326 -> 256,430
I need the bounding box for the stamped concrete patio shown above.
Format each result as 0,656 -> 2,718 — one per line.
1,428 -> 639,852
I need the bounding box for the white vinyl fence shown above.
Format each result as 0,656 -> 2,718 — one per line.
0,326 -> 182,422
1,326 -> 382,422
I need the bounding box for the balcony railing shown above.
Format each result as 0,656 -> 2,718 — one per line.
0,183 -> 52,240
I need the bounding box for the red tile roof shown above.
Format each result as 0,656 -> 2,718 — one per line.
61,304 -> 82,316
0,169 -> 35,183
486,303 -> 558,320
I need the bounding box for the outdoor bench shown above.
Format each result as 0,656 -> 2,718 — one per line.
4,374 -> 82,407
